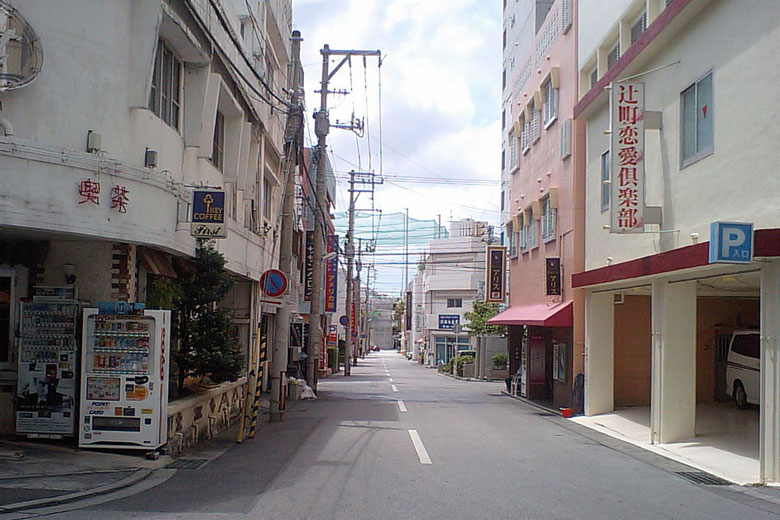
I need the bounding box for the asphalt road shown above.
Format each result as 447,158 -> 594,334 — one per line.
31,351 -> 780,519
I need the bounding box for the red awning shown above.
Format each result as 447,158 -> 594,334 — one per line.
487,301 -> 572,327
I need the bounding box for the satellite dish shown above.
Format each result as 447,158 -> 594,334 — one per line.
0,1 -> 43,92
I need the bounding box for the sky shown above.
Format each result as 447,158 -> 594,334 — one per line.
293,0 -> 502,295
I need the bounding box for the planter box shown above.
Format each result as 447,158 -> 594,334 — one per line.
491,368 -> 509,380
462,363 -> 476,378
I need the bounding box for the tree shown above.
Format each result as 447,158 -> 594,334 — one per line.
463,300 -> 505,336
171,244 -> 243,393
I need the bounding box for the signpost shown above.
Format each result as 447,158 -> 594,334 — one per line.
191,190 -> 227,238
260,269 -> 288,298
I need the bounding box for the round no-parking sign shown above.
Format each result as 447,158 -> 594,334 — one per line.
339,315 -> 349,326
260,269 -> 288,297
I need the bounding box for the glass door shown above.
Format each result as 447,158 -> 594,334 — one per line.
0,268 -> 14,370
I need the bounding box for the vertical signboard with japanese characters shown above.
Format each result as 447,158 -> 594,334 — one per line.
405,291 -> 412,331
191,190 -> 227,238
545,257 -> 561,296
325,235 -> 338,313
304,231 -> 315,302
485,246 -> 507,303
610,82 -> 645,233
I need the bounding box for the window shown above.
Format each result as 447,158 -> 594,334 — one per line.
447,298 -> 463,308
541,196 -> 556,242
590,67 -> 598,89
560,118 -> 571,159
601,150 -> 610,212
509,129 -> 518,170
263,177 -> 272,219
149,40 -> 182,130
607,42 -> 620,69
553,341 -> 567,382
525,216 -> 538,249
543,79 -> 557,128
211,111 -> 225,171
731,334 -> 759,359
630,12 -> 647,44
520,114 -> 530,153
529,100 -> 540,143
501,108 -> 506,130
518,213 -> 527,251
501,149 -> 506,170
503,29 -> 507,49
681,72 -> 713,166
508,221 -> 517,257
500,190 -> 505,211
502,68 -> 506,90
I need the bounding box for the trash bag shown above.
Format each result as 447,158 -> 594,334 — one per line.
300,383 -> 317,400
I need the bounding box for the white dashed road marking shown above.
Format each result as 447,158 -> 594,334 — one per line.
392,384 -> 398,392
397,400 -> 407,412
408,430 -> 432,464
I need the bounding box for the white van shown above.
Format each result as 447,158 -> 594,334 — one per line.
725,330 -> 760,409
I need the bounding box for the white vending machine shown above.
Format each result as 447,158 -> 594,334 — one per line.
79,307 -> 170,450
16,288 -> 80,438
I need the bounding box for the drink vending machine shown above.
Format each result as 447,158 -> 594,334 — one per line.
16,287 -> 80,438
79,307 -> 170,450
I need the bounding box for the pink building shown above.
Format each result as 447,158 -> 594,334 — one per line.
490,0 -> 584,410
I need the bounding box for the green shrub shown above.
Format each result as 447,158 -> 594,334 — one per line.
492,353 -> 508,369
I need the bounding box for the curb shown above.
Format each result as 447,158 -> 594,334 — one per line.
500,390 -> 564,416
0,468 -> 152,514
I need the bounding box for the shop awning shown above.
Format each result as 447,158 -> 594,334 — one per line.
487,301 -> 572,327
139,248 -> 178,278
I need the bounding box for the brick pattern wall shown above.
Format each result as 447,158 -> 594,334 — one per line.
111,243 -> 136,302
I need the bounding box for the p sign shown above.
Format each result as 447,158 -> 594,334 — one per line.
709,222 -> 753,264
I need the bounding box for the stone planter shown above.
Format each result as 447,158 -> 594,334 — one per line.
462,363 -> 476,378
490,368 -> 509,380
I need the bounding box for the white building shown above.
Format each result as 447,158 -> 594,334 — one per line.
367,293 -> 394,350
574,0 -> 780,484
0,0 -> 294,432
418,220 -> 492,366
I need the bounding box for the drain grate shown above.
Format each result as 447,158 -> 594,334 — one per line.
676,471 -> 731,485
166,458 -> 209,470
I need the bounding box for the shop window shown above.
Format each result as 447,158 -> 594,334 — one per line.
601,150 -> 611,212
553,341 -> 567,382
681,71 -> 714,167
149,39 -> 182,130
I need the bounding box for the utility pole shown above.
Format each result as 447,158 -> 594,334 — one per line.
270,30 -> 303,421
313,45 -> 381,381
344,171 -> 356,375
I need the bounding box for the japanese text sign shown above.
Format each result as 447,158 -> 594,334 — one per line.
438,314 -> 460,330
485,246 -> 507,303
709,222 -> 753,264
191,190 -> 226,238
545,257 -> 561,296
325,235 -> 338,312
304,231 -> 314,302
610,82 -> 645,233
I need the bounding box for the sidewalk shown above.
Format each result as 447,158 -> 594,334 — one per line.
0,438 -> 171,514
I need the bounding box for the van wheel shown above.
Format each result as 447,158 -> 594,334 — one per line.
734,382 -> 749,410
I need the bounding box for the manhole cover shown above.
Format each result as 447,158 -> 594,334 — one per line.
676,471 -> 731,485
166,458 -> 209,470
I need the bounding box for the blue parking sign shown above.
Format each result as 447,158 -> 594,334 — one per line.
709,222 -> 753,264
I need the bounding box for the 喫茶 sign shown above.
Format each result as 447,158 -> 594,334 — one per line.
191,190 -> 226,238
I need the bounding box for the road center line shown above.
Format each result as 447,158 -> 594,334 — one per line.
397,400 -> 407,412
388,377 -> 394,382
408,430 -> 432,464
392,384 -> 398,392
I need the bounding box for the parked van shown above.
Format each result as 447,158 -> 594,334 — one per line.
725,330 -> 760,409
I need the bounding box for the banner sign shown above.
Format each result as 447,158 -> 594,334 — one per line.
610,82 -> 645,233
191,190 -> 227,238
545,257 -> 561,296
438,314 -> 460,330
304,231 -> 314,301
486,246 -> 507,303
405,291 -> 412,331
351,301 -> 357,337
325,235 -> 338,312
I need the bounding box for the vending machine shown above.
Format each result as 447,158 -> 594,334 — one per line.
16,287 -> 80,438
79,307 -> 170,450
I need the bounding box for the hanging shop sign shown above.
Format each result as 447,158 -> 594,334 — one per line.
325,234 -> 339,313
485,246 -> 507,303
610,82 -> 645,233
545,257 -> 561,296
438,314 -> 460,330
304,231 -> 315,301
709,221 -> 754,264
191,190 -> 227,238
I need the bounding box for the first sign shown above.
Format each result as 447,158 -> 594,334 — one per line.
191,190 -> 227,239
